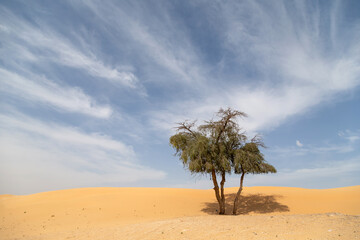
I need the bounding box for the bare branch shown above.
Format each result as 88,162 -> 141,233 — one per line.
251,134 -> 267,148
214,108 -> 247,145
175,120 -> 197,137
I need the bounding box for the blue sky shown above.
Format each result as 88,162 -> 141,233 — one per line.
0,0 -> 359,195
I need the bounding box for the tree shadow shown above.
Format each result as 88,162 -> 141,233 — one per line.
201,193 -> 290,215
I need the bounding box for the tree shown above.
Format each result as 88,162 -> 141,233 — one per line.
169,108 -> 276,215
232,137 -> 277,215
169,108 -> 246,214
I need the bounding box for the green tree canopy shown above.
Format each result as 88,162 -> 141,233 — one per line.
232,139 -> 277,214
170,108 -> 276,215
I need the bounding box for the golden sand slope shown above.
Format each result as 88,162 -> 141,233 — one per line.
1,186 -> 359,240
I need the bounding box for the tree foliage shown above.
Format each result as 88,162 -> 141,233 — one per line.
169,108 -> 276,215
232,138 -> 277,214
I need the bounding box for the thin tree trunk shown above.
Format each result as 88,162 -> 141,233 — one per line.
211,169 -> 224,214
233,171 -> 245,215
220,171 -> 226,214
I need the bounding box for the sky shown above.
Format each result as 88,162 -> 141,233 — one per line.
0,0 -> 359,195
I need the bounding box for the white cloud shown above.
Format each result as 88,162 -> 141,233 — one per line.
147,0 -> 360,135
296,140 -> 303,147
270,130 -> 359,158
79,0 -> 206,86
220,1 -> 359,130
0,1 -> 358,193
0,7 -> 139,88
338,130 -> 360,143
0,68 -> 112,118
347,136 -> 360,142
0,113 -> 166,194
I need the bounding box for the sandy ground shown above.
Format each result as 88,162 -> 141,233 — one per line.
1,186 -> 359,239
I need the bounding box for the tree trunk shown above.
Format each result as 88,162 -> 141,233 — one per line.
211,169 -> 225,214
233,171 -> 245,215
220,171 -> 226,214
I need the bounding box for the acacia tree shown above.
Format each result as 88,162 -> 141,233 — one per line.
170,108 -> 276,215
169,108 -> 246,214
232,138 -> 277,215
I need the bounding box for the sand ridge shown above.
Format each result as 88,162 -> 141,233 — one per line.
1,186 -> 359,239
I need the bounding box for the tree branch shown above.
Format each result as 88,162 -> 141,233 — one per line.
176,121 -> 197,137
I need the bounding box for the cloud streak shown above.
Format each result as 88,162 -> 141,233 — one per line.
0,68 -> 112,118
147,0 -> 360,135
79,0 -> 207,86
0,1 -> 358,193
0,6 -> 139,88
0,113 -> 166,194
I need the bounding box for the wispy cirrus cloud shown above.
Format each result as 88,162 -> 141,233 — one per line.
147,0 -> 360,135
0,6 -> 139,88
0,113 -> 166,194
78,0 -> 207,86
0,68 -> 112,118
0,0 -> 359,193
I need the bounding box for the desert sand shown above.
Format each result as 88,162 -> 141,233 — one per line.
1,186 -> 359,239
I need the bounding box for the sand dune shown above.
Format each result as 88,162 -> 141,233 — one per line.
1,186 -> 359,239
